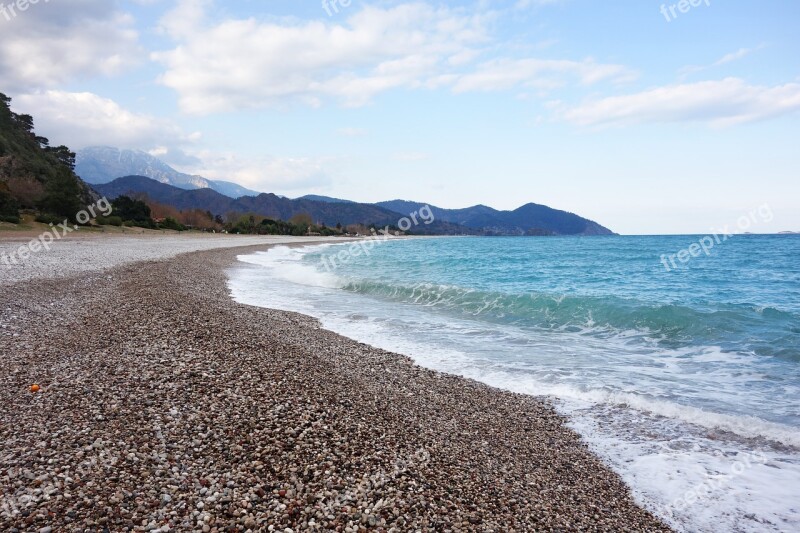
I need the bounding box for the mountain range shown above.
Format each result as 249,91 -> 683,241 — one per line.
3,99 -> 612,235
75,147 -> 260,198
94,175 -> 614,236
79,146 -> 614,235
376,200 -> 613,236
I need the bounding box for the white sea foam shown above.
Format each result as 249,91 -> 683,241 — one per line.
237,246 -> 345,289
566,407 -> 800,533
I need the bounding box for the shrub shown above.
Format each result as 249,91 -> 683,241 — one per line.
112,196 -> 152,224
159,217 -> 186,231
96,215 -> 123,226
35,213 -> 64,225
0,188 -> 20,223
134,219 -> 155,229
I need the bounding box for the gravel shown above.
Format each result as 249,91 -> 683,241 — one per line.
0,236 -> 673,531
0,233 -> 320,284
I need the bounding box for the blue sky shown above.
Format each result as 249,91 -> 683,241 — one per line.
1,0 -> 798,234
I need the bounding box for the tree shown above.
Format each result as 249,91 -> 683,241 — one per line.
181,208 -> 215,229
159,217 -> 186,231
11,113 -> 34,134
112,196 -> 153,225
289,212 -> 313,227
37,166 -> 82,220
0,186 -> 20,223
45,145 -> 76,170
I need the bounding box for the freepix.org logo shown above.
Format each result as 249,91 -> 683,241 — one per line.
0,197 -> 113,266
0,0 -> 51,23
320,205 -> 435,273
660,0 -> 711,23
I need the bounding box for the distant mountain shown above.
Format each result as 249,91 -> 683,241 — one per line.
95,175 -> 614,236
377,200 -> 614,236
76,147 -> 613,235
207,180 -> 261,199
75,147 -> 260,198
94,176 -> 475,235
296,194 -> 354,204
94,175 -> 235,214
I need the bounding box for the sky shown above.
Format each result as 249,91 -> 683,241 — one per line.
1,0 -> 798,234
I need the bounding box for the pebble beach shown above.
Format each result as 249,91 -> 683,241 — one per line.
0,235 -> 672,532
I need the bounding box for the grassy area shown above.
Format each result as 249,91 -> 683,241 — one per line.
0,213 -> 40,232
0,214 -> 210,236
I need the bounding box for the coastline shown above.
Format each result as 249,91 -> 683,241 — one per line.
0,237 -> 671,531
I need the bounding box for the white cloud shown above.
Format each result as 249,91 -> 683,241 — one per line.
561,78 -> 800,127
179,151 -> 335,193
451,57 -> 634,93
10,89 -> 332,193
152,2 -> 489,113
515,0 -> 567,9
0,0 -> 141,91
715,48 -> 756,66
151,1 -> 630,114
679,45 -> 765,78
149,147 -> 203,167
13,91 -> 186,149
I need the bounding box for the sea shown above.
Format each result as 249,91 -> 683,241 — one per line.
228,235 -> 800,532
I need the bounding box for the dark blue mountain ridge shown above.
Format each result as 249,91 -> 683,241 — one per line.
94,176 -> 614,236
376,200 -> 614,236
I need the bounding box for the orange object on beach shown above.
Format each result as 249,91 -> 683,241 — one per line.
30,384 -> 40,393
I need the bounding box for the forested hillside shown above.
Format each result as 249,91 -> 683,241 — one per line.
0,92 -> 96,223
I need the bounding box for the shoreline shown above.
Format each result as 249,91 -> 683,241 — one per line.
0,236 -> 671,531
0,234 -> 358,285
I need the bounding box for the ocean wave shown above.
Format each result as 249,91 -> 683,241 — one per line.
237,247 -> 346,289
341,280 -> 800,360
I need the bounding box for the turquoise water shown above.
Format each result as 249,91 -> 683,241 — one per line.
333,236 -> 800,363
229,235 -> 800,532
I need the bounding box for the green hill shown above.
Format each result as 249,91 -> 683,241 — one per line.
0,92 -> 96,223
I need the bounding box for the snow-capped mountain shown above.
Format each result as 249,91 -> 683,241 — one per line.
75,147 -> 260,198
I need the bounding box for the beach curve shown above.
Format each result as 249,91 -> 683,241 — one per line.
0,234 -> 671,531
